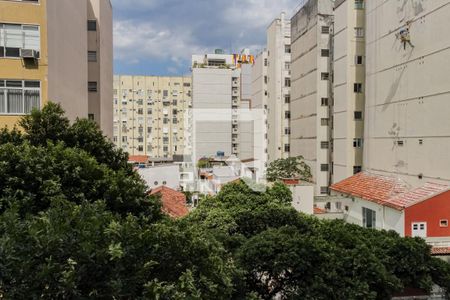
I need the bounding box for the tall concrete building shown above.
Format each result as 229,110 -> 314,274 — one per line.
191,50 -> 255,162
266,12 -> 292,163
290,0 -> 334,196
113,75 -> 192,159
364,0 -> 450,187
332,0 -> 366,183
251,50 -> 269,175
0,0 -> 112,137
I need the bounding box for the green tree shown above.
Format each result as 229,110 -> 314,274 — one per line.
266,156 -> 312,182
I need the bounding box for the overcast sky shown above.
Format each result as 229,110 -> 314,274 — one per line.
112,0 -> 300,76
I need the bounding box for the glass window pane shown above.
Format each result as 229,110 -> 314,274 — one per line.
24,81 -> 40,88
7,89 -> 23,114
23,25 -> 40,51
24,89 -> 39,113
0,89 -> 5,113
0,25 -> 4,47
5,24 -> 23,48
6,81 -> 22,87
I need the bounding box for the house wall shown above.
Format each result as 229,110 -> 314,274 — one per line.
405,191 -> 450,237
138,165 -> 180,190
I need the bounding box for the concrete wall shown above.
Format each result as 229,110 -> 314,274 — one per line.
88,0 -> 113,138
47,0 -> 88,122
290,184 -> 314,214
332,0 -> 365,183
364,0 -> 450,187
290,0 -> 334,196
192,67 -> 232,159
138,164 -> 180,190
266,13 -> 291,163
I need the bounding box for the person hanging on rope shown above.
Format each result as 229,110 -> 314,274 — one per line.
397,21 -> 414,50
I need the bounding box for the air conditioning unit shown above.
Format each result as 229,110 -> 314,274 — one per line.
20,49 -> 38,60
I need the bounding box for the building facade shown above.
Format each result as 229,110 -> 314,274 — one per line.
266,13 -> 292,163
191,50 -> 255,162
290,0 -> 334,196
0,0 -> 112,136
113,75 -> 192,159
332,0 -> 366,183
251,50 -> 268,176
364,0 -> 450,188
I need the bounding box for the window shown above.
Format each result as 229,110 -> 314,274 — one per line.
320,186 -> 329,194
285,78 -> 291,87
353,166 -> 362,174
285,128 -> 291,135
264,76 -> 268,84
88,51 -> 97,62
0,23 -> 40,58
440,220 -> 448,227
163,90 -> 168,97
354,83 -> 363,93
321,141 -> 329,149
355,27 -> 364,38
355,0 -> 364,9
121,136 -> 127,143
284,144 -> 290,152
321,164 -> 329,172
397,140 -> 404,146
87,20 -> 97,31
137,137 -> 144,143
0,80 -> 40,114
88,114 -> 94,120
321,118 -> 329,126
264,58 -> 268,66
321,72 -> 329,80
88,82 -> 98,92
362,207 -> 376,228
355,55 -> 364,65
321,49 -> 330,57
163,146 -> 169,152
137,108 -> 143,115
285,44 -> 291,53
285,111 -> 291,119
321,98 -> 329,106
354,111 -> 363,120
183,82 -> 191,87
353,138 -> 363,148
284,95 -> 290,104
412,222 -> 427,237
172,100 -> 177,106
321,26 -> 330,34
285,62 -> 290,70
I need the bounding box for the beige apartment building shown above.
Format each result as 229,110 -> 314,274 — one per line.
266,13 -> 292,163
332,0 -> 365,183
290,0 -> 334,196
364,0 -> 450,187
113,75 -> 192,159
0,0 -> 112,137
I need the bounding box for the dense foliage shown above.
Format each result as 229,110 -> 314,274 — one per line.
266,156 -> 312,182
0,103 -> 449,299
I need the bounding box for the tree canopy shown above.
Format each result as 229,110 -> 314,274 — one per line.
0,103 -> 449,299
266,156 -> 312,182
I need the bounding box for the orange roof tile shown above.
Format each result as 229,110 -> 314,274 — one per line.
150,186 -> 189,218
384,182 -> 449,210
431,247 -> 450,256
128,155 -> 149,164
330,172 -> 410,205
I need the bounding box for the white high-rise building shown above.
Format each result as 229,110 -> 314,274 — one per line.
364,0 -> 450,187
332,0 -> 366,183
290,0 -> 334,196
266,13 -> 292,163
191,50 -> 255,163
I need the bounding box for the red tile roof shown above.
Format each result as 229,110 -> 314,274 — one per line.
128,155 -> 149,164
314,207 -> 327,214
149,186 -> 189,218
330,172 -> 410,204
384,182 -> 448,210
431,247 -> 450,256
331,172 -> 450,211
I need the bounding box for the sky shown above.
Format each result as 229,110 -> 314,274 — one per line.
112,0 -> 300,76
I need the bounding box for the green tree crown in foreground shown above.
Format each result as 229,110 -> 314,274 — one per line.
0,103 -> 449,299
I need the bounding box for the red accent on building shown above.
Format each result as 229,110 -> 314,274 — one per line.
404,190 -> 450,237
